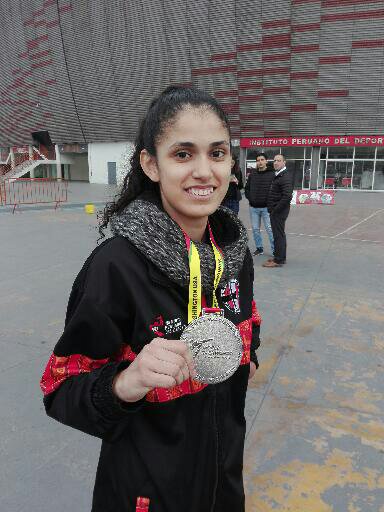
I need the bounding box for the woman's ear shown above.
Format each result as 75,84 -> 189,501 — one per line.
140,149 -> 160,183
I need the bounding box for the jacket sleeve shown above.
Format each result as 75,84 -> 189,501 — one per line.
40,243 -> 144,442
250,301 -> 261,368
238,169 -> 244,191
273,174 -> 293,213
244,172 -> 251,201
244,249 -> 261,366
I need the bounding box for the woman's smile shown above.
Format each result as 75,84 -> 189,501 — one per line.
185,185 -> 216,199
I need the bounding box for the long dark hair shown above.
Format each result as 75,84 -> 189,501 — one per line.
98,85 -> 231,238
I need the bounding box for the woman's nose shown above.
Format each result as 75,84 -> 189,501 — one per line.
191,156 -> 213,179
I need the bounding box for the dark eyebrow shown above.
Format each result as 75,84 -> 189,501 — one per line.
169,141 -> 230,150
210,140 -> 230,147
169,142 -> 195,149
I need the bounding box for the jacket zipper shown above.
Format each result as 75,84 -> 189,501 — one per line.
210,389 -> 219,512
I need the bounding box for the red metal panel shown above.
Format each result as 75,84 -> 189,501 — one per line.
291,71 -> 319,80
238,82 -> 263,90
262,19 -> 291,29
318,90 -> 349,97
319,56 -> 351,64
292,22 -> 321,32
238,34 -> 291,52
211,52 -> 237,61
30,50 -> 52,60
291,104 -> 318,111
321,9 -> 384,22
263,86 -> 291,95
263,53 -> 291,62
291,44 -> 320,53
292,0 -> 320,4
352,39 -> 384,48
240,112 -> 290,120
31,60 -> 53,69
215,90 -> 238,98
323,0 -> 383,6
192,65 -> 237,76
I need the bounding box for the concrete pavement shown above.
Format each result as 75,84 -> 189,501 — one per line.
0,186 -> 383,511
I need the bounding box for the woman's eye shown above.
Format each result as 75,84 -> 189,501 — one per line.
175,151 -> 191,160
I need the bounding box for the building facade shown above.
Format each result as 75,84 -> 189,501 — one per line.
0,0 -> 383,188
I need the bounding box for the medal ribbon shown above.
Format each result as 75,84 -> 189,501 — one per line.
184,224 -> 224,324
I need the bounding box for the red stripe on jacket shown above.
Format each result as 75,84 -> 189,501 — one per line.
40,306 -> 262,402
136,497 -> 150,511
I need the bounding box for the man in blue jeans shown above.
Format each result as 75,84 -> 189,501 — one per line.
245,153 -> 275,256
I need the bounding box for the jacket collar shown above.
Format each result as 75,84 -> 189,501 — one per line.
110,191 -> 248,293
275,167 -> 287,177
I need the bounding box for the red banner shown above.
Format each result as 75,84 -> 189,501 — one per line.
291,190 -> 335,205
11,145 -> 29,154
241,135 -> 384,148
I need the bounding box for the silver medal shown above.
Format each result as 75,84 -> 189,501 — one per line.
181,312 -> 243,384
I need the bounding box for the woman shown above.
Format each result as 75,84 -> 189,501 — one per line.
221,155 -> 243,215
40,86 -> 261,512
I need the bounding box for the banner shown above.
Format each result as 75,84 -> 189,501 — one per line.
11,145 -> 29,154
291,190 -> 335,205
241,135 -> 384,148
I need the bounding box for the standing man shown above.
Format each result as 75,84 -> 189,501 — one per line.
245,152 -> 275,256
263,154 -> 293,268
222,156 -> 243,215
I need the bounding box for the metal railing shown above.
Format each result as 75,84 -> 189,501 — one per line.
0,178 -> 68,212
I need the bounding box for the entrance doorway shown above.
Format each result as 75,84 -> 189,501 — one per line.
320,160 -> 353,189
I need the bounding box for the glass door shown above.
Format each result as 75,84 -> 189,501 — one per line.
324,161 -> 353,189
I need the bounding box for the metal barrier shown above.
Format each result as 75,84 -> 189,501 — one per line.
0,178 -> 68,212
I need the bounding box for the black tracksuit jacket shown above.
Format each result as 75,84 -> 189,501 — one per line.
244,167 -> 275,208
40,230 -> 261,511
267,169 -> 294,215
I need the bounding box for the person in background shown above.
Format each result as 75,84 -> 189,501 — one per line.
263,154 -> 293,268
221,155 -> 243,215
244,152 -> 275,256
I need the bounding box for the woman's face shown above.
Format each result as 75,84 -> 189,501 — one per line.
141,106 -> 231,229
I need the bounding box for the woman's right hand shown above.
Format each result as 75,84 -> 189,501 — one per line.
112,338 -> 196,403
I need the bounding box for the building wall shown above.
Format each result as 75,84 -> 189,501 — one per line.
66,154 -> 89,181
88,142 -> 134,184
0,0 -> 384,146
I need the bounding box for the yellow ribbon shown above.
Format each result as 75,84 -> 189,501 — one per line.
186,226 -> 224,324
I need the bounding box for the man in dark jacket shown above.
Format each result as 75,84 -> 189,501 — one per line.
244,152 -> 275,256
263,154 -> 293,268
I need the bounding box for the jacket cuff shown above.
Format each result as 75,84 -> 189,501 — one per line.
250,351 -> 259,368
91,362 -> 145,421
251,322 -> 261,350
252,300 -> 262,326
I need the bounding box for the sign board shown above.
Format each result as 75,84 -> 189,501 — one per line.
241,135 -> 384,148
291,190 -> 335,205
12,146 -> 29,154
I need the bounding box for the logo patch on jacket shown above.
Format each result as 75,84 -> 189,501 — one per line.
150,315 -> 165,337
221,279 -> 241,314
150,316 -> 186,337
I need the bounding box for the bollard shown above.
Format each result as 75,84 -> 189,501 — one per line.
84,204 -> 95,214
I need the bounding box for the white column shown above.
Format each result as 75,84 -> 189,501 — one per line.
10,147 -> 15,168
28,145 -> 35,178
239,147 -> 247,183
55,144 -> 62,180
310,147 -> 320,190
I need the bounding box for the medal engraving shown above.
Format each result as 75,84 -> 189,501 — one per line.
181,314 -> 243,384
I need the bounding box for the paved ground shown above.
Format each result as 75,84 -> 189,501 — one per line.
0,185 -> 383,511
